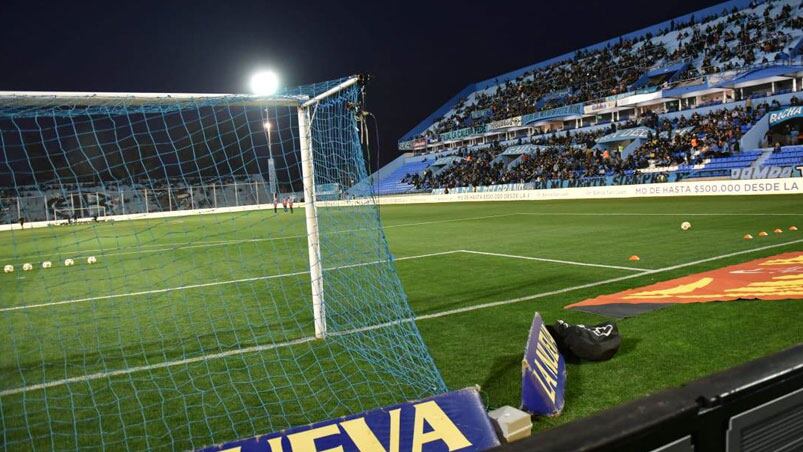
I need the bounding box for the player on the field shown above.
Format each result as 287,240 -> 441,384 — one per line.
273,192 -> 279,213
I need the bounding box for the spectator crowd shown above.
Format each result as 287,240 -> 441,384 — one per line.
403,103 -> 776,190
422,1 -> 800,139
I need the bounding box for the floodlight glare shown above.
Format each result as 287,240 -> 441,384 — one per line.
250,70 -> 280,95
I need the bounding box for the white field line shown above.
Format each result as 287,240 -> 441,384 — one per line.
415,237 -> 803,321
460,249 -> 650,272
0,251 -> 463,313
1,238 -> 802,397
3,211 -> 800,263
0,249 -> 638,313
0,213 -> 520,263
517,212 -> 803,217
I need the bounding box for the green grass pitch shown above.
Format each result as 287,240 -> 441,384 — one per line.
0,194 -> 801,449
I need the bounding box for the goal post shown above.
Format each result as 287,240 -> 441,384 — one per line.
53,205 -> 107,221
298,103 -> 326,338
295,74 -> 360,339
0,76 -> 447,450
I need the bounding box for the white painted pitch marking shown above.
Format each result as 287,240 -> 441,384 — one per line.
2,238 -> 801,397
0,213 -> 519,262
517,212 -> 803,217
3,210 -> 799,262
415,237 -> 803,321
0,335 -> 320,397
0,250 -> 463,313
460,249 -> 650,271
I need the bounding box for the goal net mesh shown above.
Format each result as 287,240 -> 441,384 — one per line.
0,77 -> 446,451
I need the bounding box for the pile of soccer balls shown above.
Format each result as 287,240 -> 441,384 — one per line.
4,256 -> 97,273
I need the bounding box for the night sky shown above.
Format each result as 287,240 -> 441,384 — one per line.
1,0 -> 723,169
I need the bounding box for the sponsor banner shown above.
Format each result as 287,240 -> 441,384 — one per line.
596,127 -> 654,144
706,68 -> 741,87
488,116 -> 522,130
398,140 -> 414,151
522,103 -> 584,125
605,91 -> 635,102
584,100 -> 617,114
731,166 -> 798,180
364,178 -> 803,206
199,388 -> 500,452
521,312 -> 566,416
566,252 -> 803,317
768,106 -> 803,127
411,138 -> 427,151
616,90 -> 663,107
439,126 -> 487,142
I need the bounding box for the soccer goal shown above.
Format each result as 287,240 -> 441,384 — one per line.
0,77 -> 445,450
53,205 -> 107,222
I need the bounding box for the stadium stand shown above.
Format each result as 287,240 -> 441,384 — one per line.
383,0 -> 803,195
415,0 -> 802,138
374,159 -> 431,195
0,175 -> 275,224
763,144 -> 803,166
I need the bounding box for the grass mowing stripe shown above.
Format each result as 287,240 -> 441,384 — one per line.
1,250 -> 463,312
460,249 -> 650,271
0,335 -> 319,398
518,212 -> 803,217
0,213 -> 516,262
415,236 -> 803,321
5,236 -> 800,398
4,210 -> 797,262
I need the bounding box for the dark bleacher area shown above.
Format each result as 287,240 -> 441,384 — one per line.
763,145 -> 803,166
374,159 -> 431,195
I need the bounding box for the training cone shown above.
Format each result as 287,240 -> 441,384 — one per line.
743,234 -> 753,240
790,226 -> 798,231
629,255 -> 640,261
774,228 -> 783,234
758,231 -> 768,237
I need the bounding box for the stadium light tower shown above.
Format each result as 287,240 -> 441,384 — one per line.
250,70 -> 280,95
262,113 -> 277,198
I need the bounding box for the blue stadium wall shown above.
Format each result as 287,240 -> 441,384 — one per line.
399,0 -> 760,142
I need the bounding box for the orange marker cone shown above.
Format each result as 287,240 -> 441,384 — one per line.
743,234 -> 754,240
629,255 -> 640,261
774,228 -> 783,234
758,231 -> 768,237
790,226 -> 798,231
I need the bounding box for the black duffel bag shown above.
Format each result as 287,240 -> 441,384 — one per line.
548,320 -> 621,362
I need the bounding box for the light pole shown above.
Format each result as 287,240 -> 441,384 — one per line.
264,115 -> 277,197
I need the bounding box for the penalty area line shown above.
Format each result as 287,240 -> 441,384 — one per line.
2,238 -> 801,397
0,250 -> 463,313
459,249 -> 649,271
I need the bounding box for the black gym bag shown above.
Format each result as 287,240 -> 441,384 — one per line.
547,320 -> 621,362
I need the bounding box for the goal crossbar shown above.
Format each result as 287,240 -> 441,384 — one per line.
0,76 -> 360,108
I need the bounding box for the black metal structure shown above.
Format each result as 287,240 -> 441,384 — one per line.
501,344 -> 803,451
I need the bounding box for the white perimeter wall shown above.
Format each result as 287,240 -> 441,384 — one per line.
3,178 -> 801,232
366,178 -> 802,205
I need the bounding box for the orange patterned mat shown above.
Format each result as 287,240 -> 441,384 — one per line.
566,252 -> 803,317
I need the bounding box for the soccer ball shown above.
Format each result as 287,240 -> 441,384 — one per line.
64,258 -> 75,266
42,261 -> 52,269
87,256 -> 97,264
3,264 -> 13,273
22,263 -> 33,271
681,221 -> 692,231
